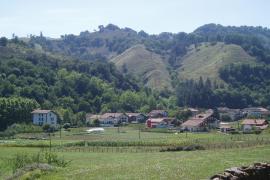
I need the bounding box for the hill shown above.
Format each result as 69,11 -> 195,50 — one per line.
111,45 -> 172,91
0,41 -> 165,129
178,42 -> 258,82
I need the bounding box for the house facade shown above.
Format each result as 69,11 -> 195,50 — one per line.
146,118 -> 174,128
218,107 -> 243,121
126,113 -> 146,123
181,109 -> 218,132
243,107 -> 270,118
241,119 -> 269,132
32,110 -> 57,126
99,113 -> 129,126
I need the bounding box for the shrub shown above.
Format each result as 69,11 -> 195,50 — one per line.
63,123 -> 71,130
9,151 -> 70,173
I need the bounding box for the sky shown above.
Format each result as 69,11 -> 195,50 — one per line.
0,0 -> 270,38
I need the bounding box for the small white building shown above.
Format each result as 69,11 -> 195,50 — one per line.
31,109 -> 58,126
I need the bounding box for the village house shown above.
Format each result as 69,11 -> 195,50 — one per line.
242,107 -> 270,118
126,113 -> 146,123
146,117 -> 175,128
148,110 -> 168,118
241,119 -> 269,132
31,109 -> 58,127
181,109 -> 218,132
218,107 -> 243,121
187,108 -> 199,116
218,122 -> 235,133
99,113 -> 129,126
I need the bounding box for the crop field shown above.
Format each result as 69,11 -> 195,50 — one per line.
0,126 -> 270,179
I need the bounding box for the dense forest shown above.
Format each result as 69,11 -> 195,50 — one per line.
1,23 -> 270,129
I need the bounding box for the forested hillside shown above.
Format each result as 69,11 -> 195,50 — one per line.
0,40 -> 170,128
1,23 -> 270,127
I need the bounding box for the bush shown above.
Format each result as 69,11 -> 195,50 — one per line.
9,152 -> 70,173
160,145 -> 205,152
0,123 -> 43,138
63,123 -> 71,130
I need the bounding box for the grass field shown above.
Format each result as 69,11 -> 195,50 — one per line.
0,146 -> 269,180
0,126 -> 270,179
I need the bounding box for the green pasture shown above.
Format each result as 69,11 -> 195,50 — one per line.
0,146 -> 269,180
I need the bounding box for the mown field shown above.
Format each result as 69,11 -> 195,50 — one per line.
0,126 -> 270,179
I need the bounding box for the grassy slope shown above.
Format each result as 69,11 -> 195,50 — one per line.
1,146 -> 269,180
178,42 -> 258,82
111,44 -> 172,91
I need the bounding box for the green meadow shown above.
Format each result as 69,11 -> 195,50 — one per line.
0,126 -> 270,179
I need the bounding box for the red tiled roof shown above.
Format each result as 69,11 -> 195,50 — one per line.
181,119 -> 205,127
147,118 -> 173,123
241,119 -> 268,125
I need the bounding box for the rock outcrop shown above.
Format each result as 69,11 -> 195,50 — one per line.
211,162 -> 270,180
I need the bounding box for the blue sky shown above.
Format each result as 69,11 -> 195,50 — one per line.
0,0 -> 269,38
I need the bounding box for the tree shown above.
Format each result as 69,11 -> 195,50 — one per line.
0,37 -> 8,47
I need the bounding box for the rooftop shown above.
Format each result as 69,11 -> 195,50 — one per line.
241,119 -> 268,125
31,109 -> 52,114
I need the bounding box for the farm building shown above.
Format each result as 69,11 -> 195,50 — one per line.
148,110 -> 168,118
99,113 -> 129,126
241,119 -> 269,132
242,107 -> 270,118
218,122 -> 235,133
126,113 -> 146,123
218,107 -> 243,121
181,109 -> 218,132
31,109 -> 57,126
146,118 -> 175,128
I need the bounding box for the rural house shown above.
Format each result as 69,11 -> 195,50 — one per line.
218,122 -> 235,133
241,119 -> 269,132
99,113 -> 129,126
146,118 -> 175,128
126,113 -> 146,123
32,109 -> 57,126
148,110 -> 168,118
242,107 -> 270,118
181,109 -> 218,132
218,107 -> 243,121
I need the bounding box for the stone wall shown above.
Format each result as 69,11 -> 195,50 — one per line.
211,162 -> 270,180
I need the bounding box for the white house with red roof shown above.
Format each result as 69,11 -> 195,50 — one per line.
31,109 -> 58,126
241,119 -> 269,132
146,117 -> 175,128
99,113 -> 129,126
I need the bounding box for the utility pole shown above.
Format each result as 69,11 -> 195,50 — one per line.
138,127 -> 141,139
49,133 -> 51,152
